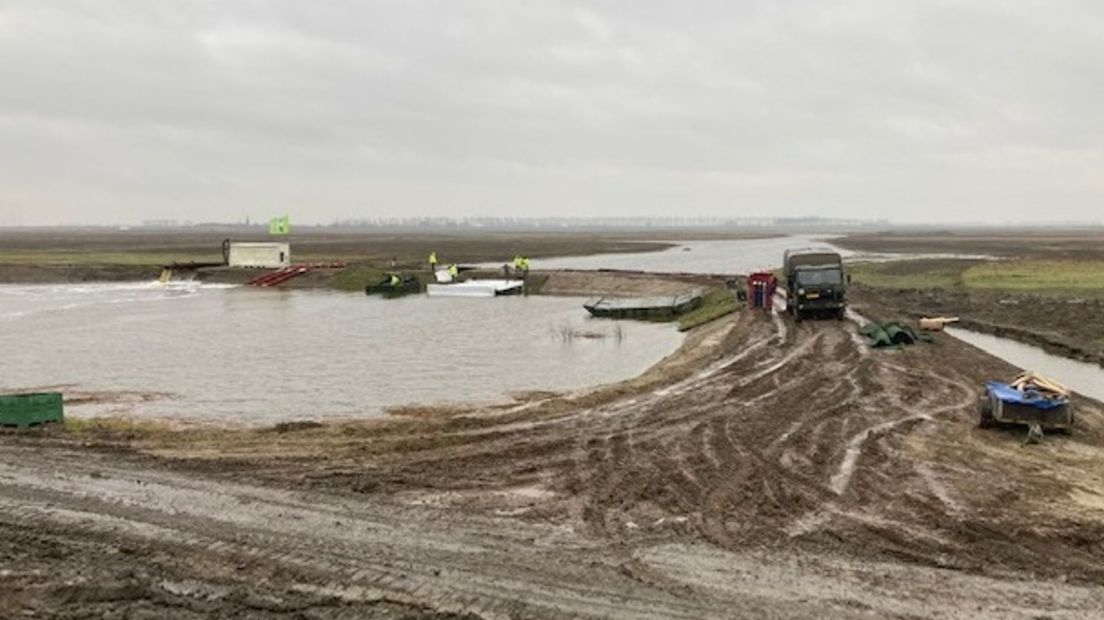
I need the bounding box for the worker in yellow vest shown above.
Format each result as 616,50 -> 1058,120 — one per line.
448,264 -> 459,281
389,273 -> 400,287
429,251 -> 438,272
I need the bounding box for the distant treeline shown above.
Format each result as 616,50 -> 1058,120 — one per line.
134,216 -> 886,231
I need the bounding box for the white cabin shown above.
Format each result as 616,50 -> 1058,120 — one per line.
228,242 -> 291,269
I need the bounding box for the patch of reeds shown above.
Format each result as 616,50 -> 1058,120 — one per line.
553,323 -> 625,342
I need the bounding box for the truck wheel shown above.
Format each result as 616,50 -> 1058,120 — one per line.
978,396 -> 995,428
836,308 -> 846,321
794,309 -> 803,323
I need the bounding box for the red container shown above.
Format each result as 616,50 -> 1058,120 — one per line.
747,272 -> 777,310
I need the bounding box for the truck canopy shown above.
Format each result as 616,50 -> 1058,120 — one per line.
783,247 -> 842,277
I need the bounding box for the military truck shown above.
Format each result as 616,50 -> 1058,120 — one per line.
783,248 -> 848,322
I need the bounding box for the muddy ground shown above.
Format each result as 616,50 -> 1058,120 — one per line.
854,287 -> 1104,367
839,229 -> 1104,367
3,288 -> 1104,618
838,229 -> 1104,259
0,228 -> 772,284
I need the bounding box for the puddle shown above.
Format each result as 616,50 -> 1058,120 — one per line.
946,327 -> 1104,402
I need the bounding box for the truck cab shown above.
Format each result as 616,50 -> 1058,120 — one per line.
783,248 -> 847,322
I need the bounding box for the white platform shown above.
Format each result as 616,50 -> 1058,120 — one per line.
426,279 -> 525,298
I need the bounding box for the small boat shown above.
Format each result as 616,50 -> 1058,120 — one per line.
584,289 -> 703,320
426,279 -> 525,298
365,274 -> 422,296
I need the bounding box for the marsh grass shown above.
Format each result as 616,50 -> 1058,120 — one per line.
678,288 -> 737,331
553,323 -> 625,342
63,416 -> 177,439
849,258 -> 1104,296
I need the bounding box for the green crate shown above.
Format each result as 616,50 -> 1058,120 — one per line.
0,392 -> 64,428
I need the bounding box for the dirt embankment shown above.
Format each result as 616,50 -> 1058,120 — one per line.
0,227 -> 786,285
3,295 -> 1104,618
853,286 -> 1104,367
0,228 -> 682,284
837,229 -> 1104,259
0,263 -> 162,284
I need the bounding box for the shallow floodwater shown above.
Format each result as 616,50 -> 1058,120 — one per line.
0,283 -> 683,424
946,327 -> 1104,402
521,235 -> 987,275
514,236 -> 838,274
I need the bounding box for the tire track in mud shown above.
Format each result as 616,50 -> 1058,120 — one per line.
0,450 -> 729,620
6,303 -> 1104,617
529,307 -> 1104,586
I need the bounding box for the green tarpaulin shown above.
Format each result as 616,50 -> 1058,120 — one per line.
860,322 -> 933,348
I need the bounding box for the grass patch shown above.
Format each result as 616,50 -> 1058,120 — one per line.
962,260 -> 1104,293
848,259 -> 978,289
849,258 -> 1104,296
678,288 -> 737,331
331,265 -> 390,291
63,416 -> 176,439
331,265 -> 440,292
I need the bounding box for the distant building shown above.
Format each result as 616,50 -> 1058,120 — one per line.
228,242 -> 291,268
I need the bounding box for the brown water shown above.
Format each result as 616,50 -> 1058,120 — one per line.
0,236 -> 1031,425
1,282 -> 683,424
521,234 -> 987,274
946,327 -> 1104,402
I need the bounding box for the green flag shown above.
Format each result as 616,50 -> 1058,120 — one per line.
269,215 -> 290,235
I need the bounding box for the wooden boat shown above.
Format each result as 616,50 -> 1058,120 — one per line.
584,289 -> 703,320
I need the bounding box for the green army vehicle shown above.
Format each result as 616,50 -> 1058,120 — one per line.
783,247 -> 848,322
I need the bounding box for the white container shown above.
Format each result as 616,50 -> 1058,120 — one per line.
228,242 -> 291,268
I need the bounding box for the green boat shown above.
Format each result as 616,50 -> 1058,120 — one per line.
365,274 -> 422,297
584,290 -> 703,320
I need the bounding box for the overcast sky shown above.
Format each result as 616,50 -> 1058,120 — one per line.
1,1 -> 1101,225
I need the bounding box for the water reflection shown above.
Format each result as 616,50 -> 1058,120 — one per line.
1,284 -> 683,423
946,327 -> 1104,401
518,235 -> 987,275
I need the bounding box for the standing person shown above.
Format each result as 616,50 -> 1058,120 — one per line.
429,251 -> 438,273
448,264 -> 459,282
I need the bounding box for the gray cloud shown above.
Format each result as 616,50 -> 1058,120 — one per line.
1,0 -> 1101,224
